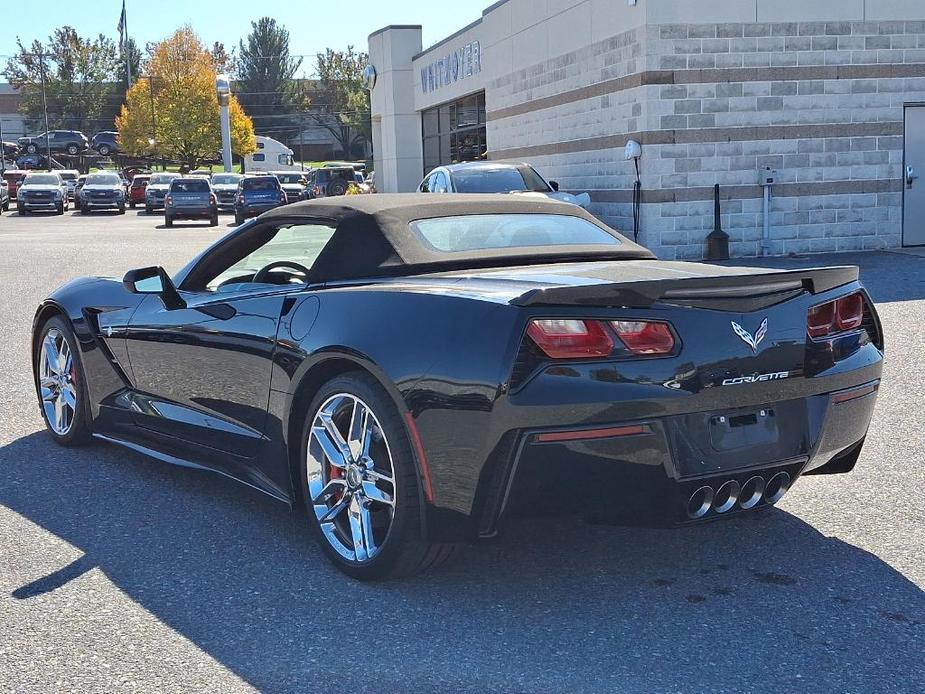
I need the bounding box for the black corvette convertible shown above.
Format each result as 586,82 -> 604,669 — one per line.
32,194 -> 883,579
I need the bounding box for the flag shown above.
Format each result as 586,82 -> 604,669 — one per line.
117,1 -> 126,49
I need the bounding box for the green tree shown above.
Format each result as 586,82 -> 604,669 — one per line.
115,36 -> 143,89
312,46 -> 370,158
4,27 -> 119,134
235,18 -> 303,140
116,27 -> 255,166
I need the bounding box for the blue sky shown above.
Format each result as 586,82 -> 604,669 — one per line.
0,0 -> 480,77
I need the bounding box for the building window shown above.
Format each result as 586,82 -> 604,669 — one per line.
422,91 -> 486,175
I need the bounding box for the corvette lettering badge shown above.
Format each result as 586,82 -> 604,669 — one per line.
731,317 -> 768,354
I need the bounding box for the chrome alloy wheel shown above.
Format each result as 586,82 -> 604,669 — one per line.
39,328 -> 77,435
306,393 -> 397,562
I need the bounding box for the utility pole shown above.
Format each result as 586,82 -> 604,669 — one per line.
37,53 -> 52,171
0,116 -> 6,172
299,111 -> 304,171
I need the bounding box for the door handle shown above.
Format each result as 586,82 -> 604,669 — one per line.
907,165 -> 919,188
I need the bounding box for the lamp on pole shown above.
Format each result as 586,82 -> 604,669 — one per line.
216,74 -> 232,173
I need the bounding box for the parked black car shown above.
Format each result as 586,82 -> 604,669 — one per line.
164,177 -> 218,227
30,194 -> 884,580
18,130 -> 89,157
271,171 -> 309,203
233,175 -> 285,224
77,172 -> 126,214
90,131 -> 120,157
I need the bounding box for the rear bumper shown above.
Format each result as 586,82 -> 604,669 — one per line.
236,203 -> 279,218
415,338 -> 883,542
166,205 -> 216,219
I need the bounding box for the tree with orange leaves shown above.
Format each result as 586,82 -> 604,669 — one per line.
116,26 -> 255,167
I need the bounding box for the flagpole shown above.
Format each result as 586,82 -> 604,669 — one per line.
124,1 -> 131,89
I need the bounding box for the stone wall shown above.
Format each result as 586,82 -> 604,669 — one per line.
488,18 -> 925,258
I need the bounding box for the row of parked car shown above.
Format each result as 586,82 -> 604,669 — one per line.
0,162 -> 374,225
1,130 -> 120,159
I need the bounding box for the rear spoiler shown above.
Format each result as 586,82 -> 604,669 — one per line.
510,265 -> 860,308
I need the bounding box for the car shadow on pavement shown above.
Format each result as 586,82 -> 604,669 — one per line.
1,431 -> 923,693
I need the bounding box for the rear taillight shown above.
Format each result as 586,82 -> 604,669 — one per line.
526,319 -> 613,359
807,292 -> 865,339
611,320 -> 675,355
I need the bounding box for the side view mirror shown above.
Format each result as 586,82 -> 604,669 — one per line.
549,180 -> 560,191
123,266 -> 186,310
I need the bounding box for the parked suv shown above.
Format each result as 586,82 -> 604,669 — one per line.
211,172 -> 243,212
234,175 -> 285,224
18,130 -> 89,156
2,170 -> 28,199
57,170 -> 80,201
128,174 -> 150,208
165,177 -> 218,227
145,172 -> 181,212
272,171 -> 309,203
90,131 -> 119,156
306,166 -> 353,198
16,172 -> 68,214
78,172 -> 126,214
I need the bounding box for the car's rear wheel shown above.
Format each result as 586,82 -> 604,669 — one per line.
26,143 -> 38,154
97,144 -> 111,156
66,144 -> 79,156
35,317 -> 92,446
300,373 -> 452,580
328,179 -> 348,197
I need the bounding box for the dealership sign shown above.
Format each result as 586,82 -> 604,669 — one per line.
420,41 -> 481,94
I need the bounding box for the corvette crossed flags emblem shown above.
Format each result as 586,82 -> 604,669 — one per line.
730,318 -> 768,354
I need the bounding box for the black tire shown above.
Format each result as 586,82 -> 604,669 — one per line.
118,204 -> 126,214
34,315 -> 93,447
26,143 -> 38,154
145,205 -> 153,214
164,215 -> 173,228
18,207 -> 26,215
327,179 -> 348,197
209,213 -> 218,226
234,212 -> 244,225
97,144 -> 111,156
56,204 -> 64,215
66,144 -> 79,156
299,371 -> 453,580
130,201 -> 136,209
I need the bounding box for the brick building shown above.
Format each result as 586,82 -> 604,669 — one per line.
368,0 -> 925,257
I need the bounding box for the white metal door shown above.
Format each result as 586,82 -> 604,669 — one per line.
903,105 -> 925,246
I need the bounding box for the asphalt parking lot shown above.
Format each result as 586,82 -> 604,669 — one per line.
0,209 -> 923,693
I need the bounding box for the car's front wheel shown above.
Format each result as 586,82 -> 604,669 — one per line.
164,214 -> 173,227
66,144 -> 79,156
26,143 -> 38,154
34,317 -> 92,446
97,144 -> 111,156
300,372 -> 452,580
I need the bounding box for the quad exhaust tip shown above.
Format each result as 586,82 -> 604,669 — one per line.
765,471 -> 791,504
687,486 -> 714,519
686,471 -> 790,519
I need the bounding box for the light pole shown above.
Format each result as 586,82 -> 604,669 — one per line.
216,74 -> 232,173
37,53 -> 52,170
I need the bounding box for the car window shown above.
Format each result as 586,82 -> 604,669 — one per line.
150,173 -> 179,185
23,174 -> 61,185
433,172 -> 449,193
451,167 -> 550,193
201,223 -> 337,292
59,172 -> 78,181
170,179 -> 211,192
212,174 -> 242,185
410,214 -> 621,253
243,178 -> 279,191
86,174 -> 121,185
